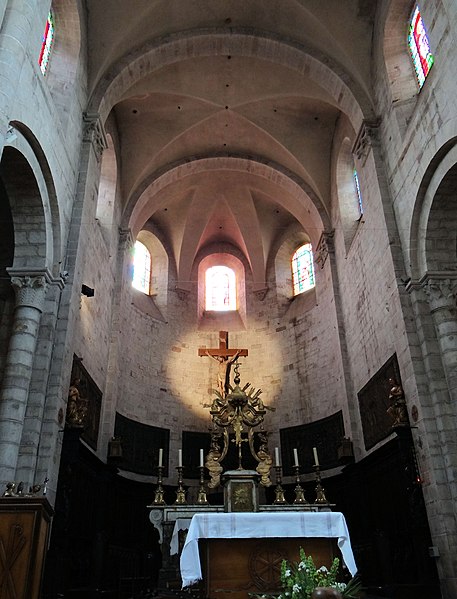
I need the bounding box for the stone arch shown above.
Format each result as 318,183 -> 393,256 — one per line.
45,0 -> 82,129
335,134 -> 363,252
89,29 -> 373,132
410,140 -> 457,278
123,155 -> 329,291
4,122 -> 61,276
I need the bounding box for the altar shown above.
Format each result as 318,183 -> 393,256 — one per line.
178,512 -> 357,598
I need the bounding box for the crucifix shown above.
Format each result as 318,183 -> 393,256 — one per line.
199,331 -> 248,398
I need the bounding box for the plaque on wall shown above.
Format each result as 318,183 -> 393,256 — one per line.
69,355 -> 102,450
182,431 -> 212,479
280,411 -> 345,476
358,354 -> 402,450
114,413 -> 170,477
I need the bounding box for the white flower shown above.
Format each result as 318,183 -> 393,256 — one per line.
292,584 -> 301,593
335,583 -> 347,591
298,561 -> 305,571
318,566 -> 328,573
284,569 -> 291,578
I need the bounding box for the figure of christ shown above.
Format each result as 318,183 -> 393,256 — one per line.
206,350 -> 240,397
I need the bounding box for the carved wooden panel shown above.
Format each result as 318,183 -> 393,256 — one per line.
0,498 -> 53,599
114,412 -> 170,477
200,537 -> 337,599
358,354 -> 402,450
70,355 -> 102,450
280,411 -> 345,476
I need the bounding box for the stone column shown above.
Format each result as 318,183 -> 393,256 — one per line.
422,274 -> 457,403
0,271 -> 48,486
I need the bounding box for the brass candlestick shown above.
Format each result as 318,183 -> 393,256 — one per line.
174,466 -> 187,504
153,466 -> 166,505
273,465 -> 287,504
293,465 -> 307,504
197,466 -> 209,504
314,465 -> 328,504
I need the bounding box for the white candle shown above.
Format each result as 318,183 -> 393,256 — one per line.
200,448 -> 204,468
313,446 -> 319,466
293,448 -> 299,467
275,447 -> 280,466
178,449 -> 182,467
158,448 -> 163,468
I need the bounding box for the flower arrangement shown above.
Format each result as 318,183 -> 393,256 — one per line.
258,549 -> 361,599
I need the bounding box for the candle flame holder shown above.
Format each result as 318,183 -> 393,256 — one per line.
273,465 -> 287,504
153,466 -> 166,505
293,465 -> 308,504
174,466 -> 187,504
197,466 -> 209,504
314,465 -> 328,504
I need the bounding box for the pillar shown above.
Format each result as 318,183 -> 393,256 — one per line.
0,271 -> 48,486
422,275 -> 457,404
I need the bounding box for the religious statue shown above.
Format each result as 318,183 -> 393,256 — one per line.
66,378 -> 88,428
254,430 -> 273,487
386,377 -> 409,427
205,350 -> 240,397
205,431 -> 224,488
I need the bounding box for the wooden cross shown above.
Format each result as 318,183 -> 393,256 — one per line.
198,331 -> 248,359
199,331 -> 248,397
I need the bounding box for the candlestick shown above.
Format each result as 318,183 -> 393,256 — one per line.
314,464 -> 328,504
275,447 -> 280,467
273,465 -> 287,504
197,466 -> 208,504
293,448 -> 299,467
158,448 -> 163,468
178,449 -> 182,468
293,464 -> 308,504
153,465 -> 166,505
313,446 -> 319,467
200,448 -> 204,468
174,466 -> 187,504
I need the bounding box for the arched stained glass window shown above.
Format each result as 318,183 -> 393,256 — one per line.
353,168 -> 363,216
132,241 -> 151,294
205,266 -> 236,311
292,243 -> 315,296
408,5 -> 434,88
39,11 -> 54,75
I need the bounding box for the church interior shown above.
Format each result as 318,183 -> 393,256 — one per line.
0,1 -> 456,598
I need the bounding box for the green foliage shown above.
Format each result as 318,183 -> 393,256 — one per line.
252,549 -> 361,599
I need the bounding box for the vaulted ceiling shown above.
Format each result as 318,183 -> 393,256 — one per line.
86,0 -> 376,291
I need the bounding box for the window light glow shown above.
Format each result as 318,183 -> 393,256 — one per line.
132,241 -> 151,294
39,12 -> 54,75
292,244 -> 315,296
205,266 -> 236,311
408,5 -> 434,88
353,168 -> 363,216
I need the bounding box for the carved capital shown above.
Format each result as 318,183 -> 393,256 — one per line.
352,119 -> 381,165
9,275 -> 47,311
119,228 -> 135,252
421,275 -> 457,311
315,230 -> 334,269
83,112 -> 108,162
253,288 -> 268,301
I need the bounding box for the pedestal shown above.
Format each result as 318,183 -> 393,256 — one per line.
0,497 -> 54,599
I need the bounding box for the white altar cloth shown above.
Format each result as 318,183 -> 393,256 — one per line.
180,511 -> 357,588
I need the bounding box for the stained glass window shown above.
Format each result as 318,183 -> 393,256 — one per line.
132,241 -> 151,294
292,244 -> 315,296
205,266 -> 236,311
39,11 -> 54,75
353,168 -> 363,216
408,5 -> 434,88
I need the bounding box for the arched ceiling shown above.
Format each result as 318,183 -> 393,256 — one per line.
87,0 -> 376,291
